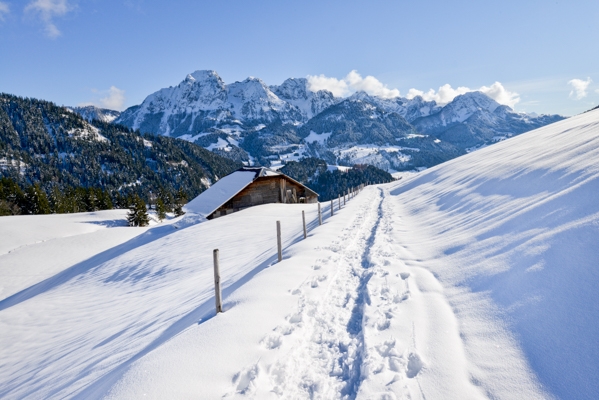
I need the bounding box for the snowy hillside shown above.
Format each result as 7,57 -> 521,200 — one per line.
70,106 -> 121,123
1,110 -> 598,399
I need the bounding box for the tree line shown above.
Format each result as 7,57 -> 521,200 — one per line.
0,176 -> 186,223
280,157 -> 394,202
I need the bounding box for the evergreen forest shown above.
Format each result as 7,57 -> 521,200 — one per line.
0,93 -> 242,215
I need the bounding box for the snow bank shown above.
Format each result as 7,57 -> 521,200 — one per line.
0,210 -> 146,301
385,109 -> 599,399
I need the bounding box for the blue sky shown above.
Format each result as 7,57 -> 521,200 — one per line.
0,0 -> 597,116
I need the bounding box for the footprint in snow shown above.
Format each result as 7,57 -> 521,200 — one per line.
231,363 -> 260,395
406,352 -> 424,378
399,272 -> 410,280
393,290 -> 410,303
260,333 -> 282,349
377,318 -> 391,331
274,324 -> 295,336
288,313 -> 302,324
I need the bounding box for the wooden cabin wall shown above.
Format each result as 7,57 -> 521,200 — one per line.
209,176 -> 317,218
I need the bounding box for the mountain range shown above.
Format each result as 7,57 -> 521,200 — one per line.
99,70 -> 565,172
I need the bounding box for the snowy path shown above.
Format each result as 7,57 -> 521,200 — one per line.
226,188 -> 387,398
217,188 -> 487,399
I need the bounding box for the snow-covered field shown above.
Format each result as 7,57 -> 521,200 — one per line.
0,210 -> 148,301
1,109 -> 598,399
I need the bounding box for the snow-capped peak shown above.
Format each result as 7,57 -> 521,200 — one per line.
271,78 -> 310,100
185,69 -> 221,83
271,78 -> 339,120
451,91 -> 501,113
428,91 -> 502,125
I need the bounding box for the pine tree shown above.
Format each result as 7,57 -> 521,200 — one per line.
127,195 -> 149,227
97,188 -> 113,210
174,188 -> 187,217
156,198 -> 167,221
24,184 -> 51,214
0,177 -> 25,215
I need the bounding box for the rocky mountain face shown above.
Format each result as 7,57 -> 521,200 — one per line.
270,78 -> 338,120
114,70 -> 565,171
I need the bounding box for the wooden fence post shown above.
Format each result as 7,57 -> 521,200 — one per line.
277,221 -> 282,262
213,249 -> 223,313
344,190 -> 346,206
330,199 -> 334,216
338,195 -> 341,209
302,210 -> 307,239
318,203 -> 322,225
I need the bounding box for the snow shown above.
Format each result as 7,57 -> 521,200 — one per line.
68,125 -> 109,143
269,159 -> 285,170
276,144 -> 309,163
304,130 -> 332,145
334,144 -> 413,171
205,137 -> 230,151
177,132 -> 211,142
263,170 -> 281,176
0,210 -> 163,301
2,110 -> 599,399
327,164 -> 351,172
184,170 -> 256,216
0,158 -> 27,175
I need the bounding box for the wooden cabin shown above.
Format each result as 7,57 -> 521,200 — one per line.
185,167 -> 319,219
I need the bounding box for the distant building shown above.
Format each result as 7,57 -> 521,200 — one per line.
185,167 -> 319,219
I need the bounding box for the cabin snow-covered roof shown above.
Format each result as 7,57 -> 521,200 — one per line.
184,167 -> 317,217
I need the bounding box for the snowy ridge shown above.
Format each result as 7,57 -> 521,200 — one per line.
69,106 -> 121,123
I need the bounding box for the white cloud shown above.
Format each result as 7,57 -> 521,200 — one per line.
344,70 -> 400,99
479,82 -> 520,108
407,81 -> 520,108
307,70 -> 400,99
0,2 -> 10,21
79,86 -> 126,111
568,77 -> 592,100
25,0 -> 72,38
307,71 -> 520,108
306,74 -> 350,97
406,84 -> 470,105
